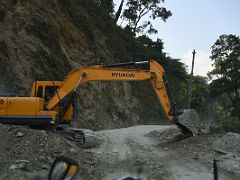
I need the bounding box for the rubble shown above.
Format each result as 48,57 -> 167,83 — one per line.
16,132 -> 24,137
213,132 -> 240,155
145,118 -> 240,179
0,125 -> 102,180
146,126 -> 183,144
9,164 -> 18,170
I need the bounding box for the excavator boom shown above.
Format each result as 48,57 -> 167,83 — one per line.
47,67 -> 152,109
46,59 -> 192,136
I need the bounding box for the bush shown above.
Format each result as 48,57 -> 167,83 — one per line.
222,118 -> 240,133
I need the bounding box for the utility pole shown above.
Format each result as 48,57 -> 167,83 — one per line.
187,49 -> 196,109
115,0 -> 124,23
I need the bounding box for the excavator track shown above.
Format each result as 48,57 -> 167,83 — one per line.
54,126 -> 98,148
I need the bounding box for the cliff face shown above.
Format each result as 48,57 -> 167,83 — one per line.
0,0 -> 165,129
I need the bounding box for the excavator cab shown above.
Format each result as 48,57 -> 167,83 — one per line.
30,81 -> 74,123
31,81 -> 62,100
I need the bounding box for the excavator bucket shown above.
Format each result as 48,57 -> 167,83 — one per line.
170,105 -> 194,137
175,109 -> 201,137
174,121 -> 193,136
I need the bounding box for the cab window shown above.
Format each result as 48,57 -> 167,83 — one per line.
45,86 -> 58,100
37,86 -> 43,98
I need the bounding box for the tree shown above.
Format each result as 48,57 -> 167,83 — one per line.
137,35 -> 164,58
100,0 -> 114,13
209,34 -> 240,119
122,0 -> 171,35
190,76 -> 209,112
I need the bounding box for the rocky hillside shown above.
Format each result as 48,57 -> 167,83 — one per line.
0,0 -> 166,130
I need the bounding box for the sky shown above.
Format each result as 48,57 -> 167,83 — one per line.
113,0 -> 240,76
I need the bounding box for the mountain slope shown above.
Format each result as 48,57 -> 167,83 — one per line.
0,0 -> 166,129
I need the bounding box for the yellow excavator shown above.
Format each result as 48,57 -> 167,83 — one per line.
0,59 -> 193,145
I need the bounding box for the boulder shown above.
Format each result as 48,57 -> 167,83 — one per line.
213,132 -> 240,155
178,109 -> 202,136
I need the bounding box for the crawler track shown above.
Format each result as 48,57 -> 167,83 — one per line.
54,126 -> 98,148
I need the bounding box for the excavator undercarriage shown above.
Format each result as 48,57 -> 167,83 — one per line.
54,126 -> 97,148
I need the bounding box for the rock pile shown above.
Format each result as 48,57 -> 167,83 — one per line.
0,125 -> 101,180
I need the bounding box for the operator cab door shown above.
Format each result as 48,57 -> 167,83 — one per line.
44,86 -> 58,101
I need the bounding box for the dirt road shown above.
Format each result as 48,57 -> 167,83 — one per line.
89,125 -> 237,180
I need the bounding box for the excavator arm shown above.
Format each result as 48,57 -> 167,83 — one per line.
47,59 -> 193,136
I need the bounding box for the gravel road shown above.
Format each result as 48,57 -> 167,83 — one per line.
89,125 -> 238,180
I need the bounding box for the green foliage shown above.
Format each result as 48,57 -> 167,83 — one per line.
190,76 -> 209,112
213,100 -> 233,122
209,34 -> 240,119
222,118 -> 240,133
137,36 -> 164,57
162,57 -> 188,108
100,0 -> 114,14
122,0 -> 172,34
211,100 -> 240,133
